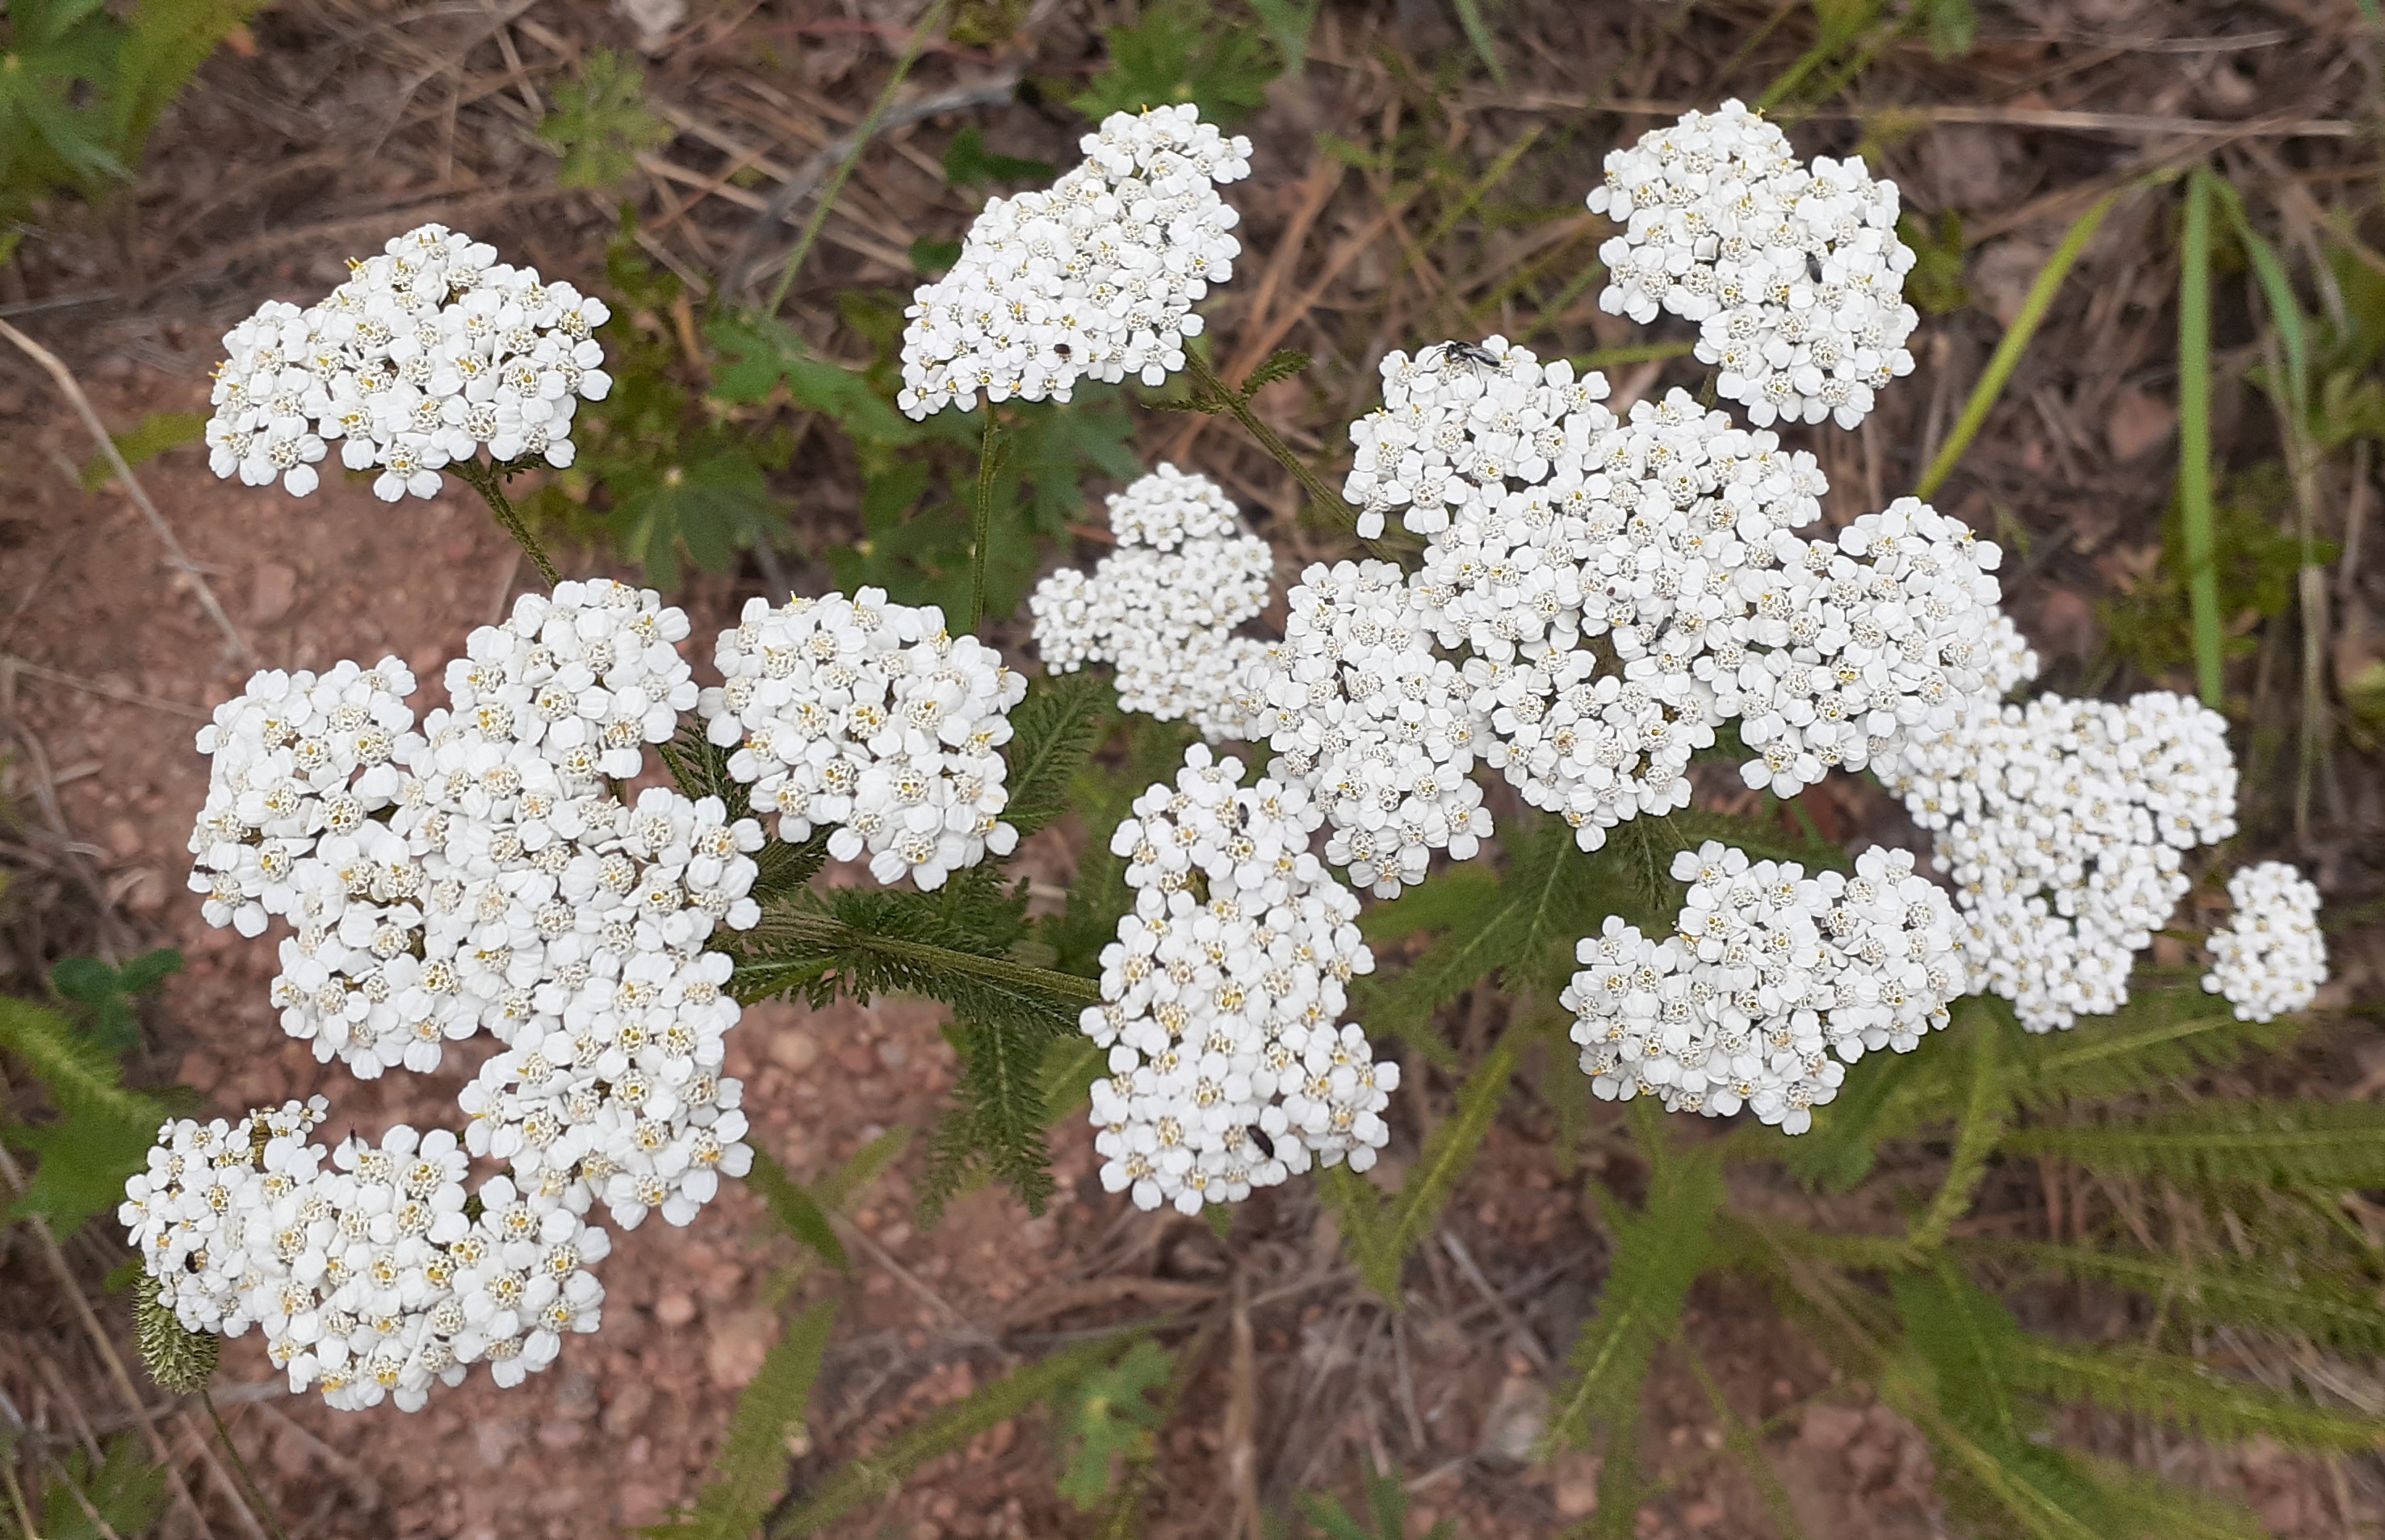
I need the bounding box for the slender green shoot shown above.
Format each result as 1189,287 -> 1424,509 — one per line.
2178,169 -> 2224,707
1915,182 -> 2136,502
970,411 -> 1006,630
1450,0 -> 1509,86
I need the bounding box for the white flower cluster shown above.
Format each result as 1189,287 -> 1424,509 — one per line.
898,106 -> 1251,417
1030,466 -> 1274,739
698,589 -> 1026,889
122,1107 -> 609,1412
1082,746 -> 1392,1214
1241,559 -> 1492,897
1883,689 -> 2240,1032
1562,842 -> 1968,1133
2203,861 -> 2328,1022
1586,101 -> 1917,429
184,580 -> 765,1241
203,222 -> 611,501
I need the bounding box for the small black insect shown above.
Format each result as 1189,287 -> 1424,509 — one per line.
1425,339 -> 1503,373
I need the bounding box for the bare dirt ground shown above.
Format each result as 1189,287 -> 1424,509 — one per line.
5,1 -> 2384,1537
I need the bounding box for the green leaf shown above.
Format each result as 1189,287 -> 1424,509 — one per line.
1245,0 -> 1318,77
2008,983 -> 2306,1110
1922,0 -> 1976,57
645,1301 -> 839,1538
1448,0 -> 1508,86
1069,0 -> 1283,124
39,1431 -> 171,1540
922,1015 -> 1061,1219
1292,1457 -> 1450,1539
706,312 -> 920,445
1043,716 -> 1196,977
537,48 -> 672,189
81,409 -> 205,490
51,946 -> 180,1051
1334,1034 -> 1519,1304
2010,1338 -> 2385,1452
110,0 -> 263,165
1974,1239 -> 2385,1354
741,1148 -> 849,1271
1898,210 -> 1968,316
1355,864 -> 1501,945
941,125 -> 1050,188
0,0 -> 130,201
909,236 -> 962,277
1547,1141 -> 1723,1450
1001,672 -> 1114,839
0,991 -> 179,1237
1052,1340 -> 1172,1509
773,1333 -> 1145,1535
2178,169 -> 2224,707
1239,348 -> 1312,396
611,452 -> 776,588
2004,1100 -> 2385,1191
9,1111 -> 159,1238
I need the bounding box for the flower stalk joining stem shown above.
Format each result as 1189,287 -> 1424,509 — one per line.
455,461 -> 561,589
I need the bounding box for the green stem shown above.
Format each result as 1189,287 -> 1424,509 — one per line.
2179,169 -> 2224,709
1182,349 -> 1374,550
454,461 -> 560,588
765,0 -> 954,316
1913,180 -> 2137,502
203,1390 -> 292,1540
969,410 -> 1004,631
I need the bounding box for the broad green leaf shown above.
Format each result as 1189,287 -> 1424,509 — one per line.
538,48 -> 672,189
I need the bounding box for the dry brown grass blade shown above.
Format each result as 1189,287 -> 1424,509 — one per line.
1226,1269 -> 1263,1540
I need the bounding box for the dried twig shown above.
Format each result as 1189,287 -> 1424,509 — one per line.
0,318 -> 249,665
0,654 -> 211,722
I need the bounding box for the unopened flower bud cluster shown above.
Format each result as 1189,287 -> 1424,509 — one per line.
121,1105 -> 609,1412
1083,747 -> 1392,1214
1882,687 -> 2240,1031
899,105 -> 1251,416
1562,842 -> 1968,1133
698,589 -> 1027,890
204,223 -> 611,501
1587,100 -> 1918,429
1029,467 -> 1274,739
2203,861 -> 2327,1023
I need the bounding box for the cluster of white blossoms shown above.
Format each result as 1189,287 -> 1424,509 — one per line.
182,581 -> 766,1244
203,222 -> 611,501
1081,747 -> 1393,1214
2203,861 -> 2328,1023
698,589 -> 1027,889
1562,842 -> 1968,1133
121,1106 -> 610,1411
1240,559 -> 1493,897
1587,100 -> 1917,429
897,105 -> 1251,417
1029,467 -> 1274,739
1883,687 -> 2240,1032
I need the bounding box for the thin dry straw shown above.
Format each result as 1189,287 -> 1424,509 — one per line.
1913,180 -> 2142,504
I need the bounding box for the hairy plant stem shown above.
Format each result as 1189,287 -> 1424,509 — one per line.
203,1390 -> 293,1540
454,461 -> 560,588
737,910 -> 1104,1004
1908,1010 -> 2007,1252
970,410 -> 1005,630
1182,350 -> 1381,554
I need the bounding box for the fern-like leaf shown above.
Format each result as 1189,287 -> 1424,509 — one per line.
2009,987 -> 2305,1110
1045,717 -> 1196,976
1545,1140 -> 1724,1450
1239,349 -> 1312,395
0,993 -> 179,1235
645,1300 -> 838,1538
773,1333 -> 1142,1536
2004,1100 -> 2385,1190
2009,1339 -> 2385,1452
742,1149 -> 849,1272
1973,1239 -> 2385,1354
1332,1034 -> 1519,1304
1001,672 -> 1113,838
920,1015 -> 1061,1220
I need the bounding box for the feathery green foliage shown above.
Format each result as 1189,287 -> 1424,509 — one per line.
644,1302 -> 838,1539
2003,1100 -> 2385,1190
0,990 -> 180,1235
1290,1456 -> 1460,1539
1547,1137 -> 1723,1450
2177,169 -> 2224,705
741,1150 -> 850,1272
772,1334 -> 1143,1536
1000,672 -> 1114,839
1045,716 -> 1198,977
2010,1338 -> 2383,1451
922,1013 -> 1063,1218
32,1432 -> 173,1540
1051,1340 -> 1172,1509
537,48 -> 673,188
80,410 -> 204,491
1070,0 -> 1286,124
2008,986 -> 2306,1110
1326,1031 -> 1519,1304
1976,1239 -> 2385,1353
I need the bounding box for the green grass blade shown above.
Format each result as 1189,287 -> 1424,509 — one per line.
1448,0 -> 1508,87
2179,169 -> 2224,706
1914,182 -> 2134,500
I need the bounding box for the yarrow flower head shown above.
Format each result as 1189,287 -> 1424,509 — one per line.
1587,101 -> 1918,429
700,588 -> 1027,889
122,1113 -> 609,1412
1239,559 -> 1492,897
2203,861 -> 2326,1023
898,106 -> 1250,417
1083,745 -> 1390,1214
1881,685 -> 2240,1031
1563,842 -> 1968,1134
204,222 -> 613,503
1030,466 -> 1274,739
